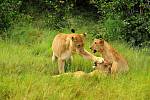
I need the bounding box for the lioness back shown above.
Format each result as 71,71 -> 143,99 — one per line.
52,33 -> 84,58
52,33 -> 69,57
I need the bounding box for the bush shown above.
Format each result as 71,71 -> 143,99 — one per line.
0,0 -> 22,35
45,13 -> 69,30
0,0 -> 74,37
122,14 -> 150,47
93,0 -> 150,47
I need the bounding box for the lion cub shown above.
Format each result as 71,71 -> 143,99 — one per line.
90,39 -> 129,73
52,30 -> 104,74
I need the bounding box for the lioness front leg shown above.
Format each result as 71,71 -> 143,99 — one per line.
66,56 -> 73,67
111,61 -> 118,74
52,52 -> 57,63
58,58 -> 65,74
78,49 -> 104,63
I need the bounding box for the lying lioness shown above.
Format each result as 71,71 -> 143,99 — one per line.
90,39 -> 129,73
52,70 -> 107,78
52,30 -> 104,74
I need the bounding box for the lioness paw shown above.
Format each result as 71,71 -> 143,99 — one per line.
96,57 -> 104,63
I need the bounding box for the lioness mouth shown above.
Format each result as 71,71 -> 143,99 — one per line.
93,50 -> 97,53
94,62 -> 97,66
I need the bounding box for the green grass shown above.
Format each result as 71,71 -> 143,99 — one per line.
0,28 -> 150,100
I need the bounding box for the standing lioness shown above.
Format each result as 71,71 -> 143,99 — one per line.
52,30 -> 104,74
90,39 -> 129,73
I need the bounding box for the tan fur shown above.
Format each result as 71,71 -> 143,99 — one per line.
52,70 -> 107,78
93,60 -> 112,74
52,33 -> 104,74
90,39 -> 129,73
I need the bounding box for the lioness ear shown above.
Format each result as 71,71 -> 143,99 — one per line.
71,29 -> 75,33
83,32 -> 87,37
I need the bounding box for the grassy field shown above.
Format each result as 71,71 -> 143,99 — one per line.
0,28 -> 150,100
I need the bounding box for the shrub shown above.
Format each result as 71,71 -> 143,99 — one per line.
0,0 -> 22,35
122,14 -> 150,47
93,0 -> 150,47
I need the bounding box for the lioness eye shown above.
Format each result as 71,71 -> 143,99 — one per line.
77,44 -> 80,47
95,42 -> 96,44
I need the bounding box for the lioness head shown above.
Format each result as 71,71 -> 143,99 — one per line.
71,33 -> 87,52
90,39 -> 104,53
93,60 -> 112,73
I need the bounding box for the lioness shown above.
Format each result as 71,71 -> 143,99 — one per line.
93,60 -> 112,74
90,39 -> 129,73
52,30 -> 104,74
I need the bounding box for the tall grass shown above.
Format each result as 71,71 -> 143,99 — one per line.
0,26 -> 150,99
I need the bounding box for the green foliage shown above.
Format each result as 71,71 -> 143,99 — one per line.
45,13 -> 70,30
103,18 -> 124,40
93,0 -> 150,47
122,14 -> 150,47
1,0 -> 150,47
0,0 -> 22,34
0,0 -> 75,36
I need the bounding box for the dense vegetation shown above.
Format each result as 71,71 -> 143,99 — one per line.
0,0 -> 150,99
0,0 -> 150,46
